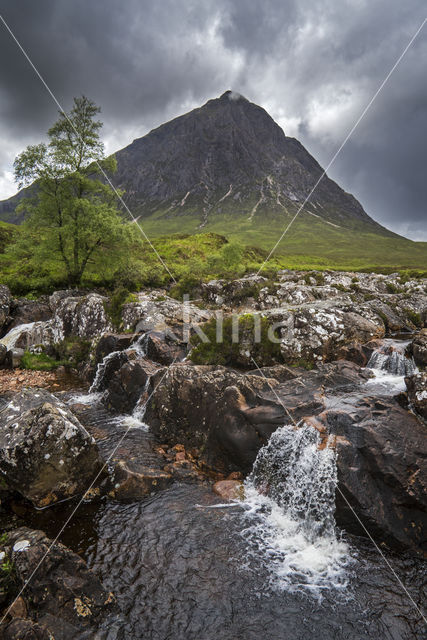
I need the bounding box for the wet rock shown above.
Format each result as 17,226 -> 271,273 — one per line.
410,329 -> 427,367
111,459 -> 173,500
144,331 -> 186,365
247,364 -> 304,382
93,350 -> 129,392
146,360 -> 371,474
405,372 -> 427,418
95,332 -> 138,363
307,396 -> 427,551
105,358 -> 164,413
0,389 -> 104,508
6,348 -> 25,368
337,341 -> 370,366
213,479 -> 243,501
0,527 -> 116,639
0,343 -> 7,365
2,618 -> 51,640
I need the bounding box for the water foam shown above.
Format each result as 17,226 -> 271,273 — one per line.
366,339 -> 417,395
241,424 -> 351,597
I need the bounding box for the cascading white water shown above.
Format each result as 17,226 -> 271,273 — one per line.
241,423 -> 350,597
89,349 -> 124,393
119,377 -> 151,430
89,334 -> 148,393
76,333 -> 151,428
366,339 -> 418,395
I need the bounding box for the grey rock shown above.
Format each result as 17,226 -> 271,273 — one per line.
405,372 -> 427,418
0,389 -> 104,507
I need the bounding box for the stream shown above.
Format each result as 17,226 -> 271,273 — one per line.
3,334 -> 426,639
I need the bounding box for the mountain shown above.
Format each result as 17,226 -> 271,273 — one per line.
2,90 -> 427,269
111,90 -> 390,236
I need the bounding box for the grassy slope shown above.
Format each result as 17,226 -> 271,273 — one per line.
140,208 -> 427,271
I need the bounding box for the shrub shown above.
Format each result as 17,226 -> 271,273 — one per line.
403,308 -> 422,328
386,282 -> 401,294
21,351 -> 60,371
190,314 -> 282,367
53,337 -> 91,365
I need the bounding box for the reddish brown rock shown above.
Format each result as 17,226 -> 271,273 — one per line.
111,459 -> 172,501
213,479 -> 244,501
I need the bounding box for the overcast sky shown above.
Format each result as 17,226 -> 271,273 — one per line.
0,1 -> 426,240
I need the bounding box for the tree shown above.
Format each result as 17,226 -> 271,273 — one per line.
13,96 -> 129,287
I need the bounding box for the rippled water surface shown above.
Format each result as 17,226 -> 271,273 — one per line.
77,484 -> 426,640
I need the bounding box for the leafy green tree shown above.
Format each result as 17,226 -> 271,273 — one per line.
13,96 -> 129,286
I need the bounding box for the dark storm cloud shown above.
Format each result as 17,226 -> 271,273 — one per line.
0,0 -> 426,239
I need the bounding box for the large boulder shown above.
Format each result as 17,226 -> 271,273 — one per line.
121,290 -> 212,336
0,527 -> 117,639
0,389 -> 104,508
269,306 -> 384,366
306,395 -> 427,552
145,361 -> 371,473
49,291 -> 113,340
405,372 -> 427,418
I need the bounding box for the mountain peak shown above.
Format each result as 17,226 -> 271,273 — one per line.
219,90 -> 247,102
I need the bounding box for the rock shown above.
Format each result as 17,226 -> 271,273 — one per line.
307,395 -> 427,551
0,389 -> 104,508
405,372 -> 427,418
0,527 -> 116,639
2,618 -> 51,640
6,348 -> 25,368
105,358 -> 164,413
92,350 -> 129,392
411,329 -> 427,367
0,284 -> 11,334
146,360 -> 371,474
95,332 -> 138,363
337,341 -> 369,366
247,364 -> 303,383
0,343 -> 7,365
7,595 -> 27,619
49,291 -> 113,340
266,306 -> 384,366
121,289 -> 212,335
213,479 -> 243,501
7,297 -> 51,331
111,459 -> 173,500
144,331 -> 186,365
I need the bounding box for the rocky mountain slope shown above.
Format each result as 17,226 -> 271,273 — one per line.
0,91 -> 396,236
111,90 -> 388,233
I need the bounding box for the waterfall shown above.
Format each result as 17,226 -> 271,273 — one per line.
89,334 -> 148,393
366,339 -> 417,395
367,342 -> 416,376
241,423 -> 350,596
89,350 -> 125,393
